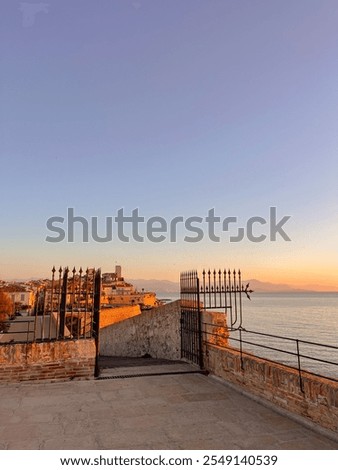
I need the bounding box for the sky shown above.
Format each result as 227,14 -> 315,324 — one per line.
1,0 -> 338,289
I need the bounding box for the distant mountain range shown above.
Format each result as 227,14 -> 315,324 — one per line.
245,279 -> 320,293
126,279 -> 180,294
127,278 -> 337,294
3,277 -> 336,293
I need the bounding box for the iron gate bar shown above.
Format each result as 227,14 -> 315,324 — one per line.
70,267 -> 75,339
59,267 -> 68,339
84,268 -> 90,338
77,268 -> 81,340
93,268 -> 102,377
49,267 -> 55,340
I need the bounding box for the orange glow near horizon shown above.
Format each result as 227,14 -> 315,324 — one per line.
120,265 -> 337,292
240,268 -> 338,291
1,252 -> 337,292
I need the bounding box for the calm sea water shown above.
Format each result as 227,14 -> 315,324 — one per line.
157,292 -> 338,379
232,292 -> 338,379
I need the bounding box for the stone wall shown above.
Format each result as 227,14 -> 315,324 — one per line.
99,303 -> 228,361
202,311 -> 229,348
0,339 -> 95,383
205,344 -> 338,434
100,300 -> 181,360
100,305 -> 141,328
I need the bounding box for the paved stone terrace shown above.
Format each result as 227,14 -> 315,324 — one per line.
0,371 -> 337,450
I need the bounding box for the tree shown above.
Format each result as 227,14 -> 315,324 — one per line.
0,292 -> 13,321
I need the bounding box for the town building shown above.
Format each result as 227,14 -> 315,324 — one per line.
102,266 -> 160,309
0,283 -> 35,314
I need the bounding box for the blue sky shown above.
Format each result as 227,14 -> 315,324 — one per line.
1,1 -> 338,288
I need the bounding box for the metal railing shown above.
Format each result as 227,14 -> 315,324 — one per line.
202,322 -> 338,390
0,319 -> 35,344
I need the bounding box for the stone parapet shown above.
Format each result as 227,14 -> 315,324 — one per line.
0,339 -> 95,383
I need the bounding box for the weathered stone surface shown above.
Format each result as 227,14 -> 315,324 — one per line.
100,305 -> 141,328
100,302 -> 229,361
0,373 -> 336,450
205,344 -> 338,434
0,339 -> 95,383
100,300 -> 181,360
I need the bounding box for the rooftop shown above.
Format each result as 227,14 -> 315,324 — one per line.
0,362 -> 337,450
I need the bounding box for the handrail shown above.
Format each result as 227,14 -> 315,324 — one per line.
202,322 -> 338,389
232,327 -> 338,350
0,319 -> 34,344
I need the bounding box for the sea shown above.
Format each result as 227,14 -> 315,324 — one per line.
156,292 -> 338,380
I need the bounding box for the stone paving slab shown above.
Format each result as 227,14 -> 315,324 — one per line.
0,373 -> 337,450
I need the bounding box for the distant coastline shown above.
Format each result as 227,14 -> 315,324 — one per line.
2,277 -> 336,295
127,278 -> 338,294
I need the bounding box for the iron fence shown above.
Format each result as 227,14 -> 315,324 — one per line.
0,266 -> 101,345
180,268 -> 253,368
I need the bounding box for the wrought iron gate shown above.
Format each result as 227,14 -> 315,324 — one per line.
1,266 -> 102,376
33,266 -> 101,341
180,269 -> 252,368
35,266 -> 102,375
180,271 -> 203,368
